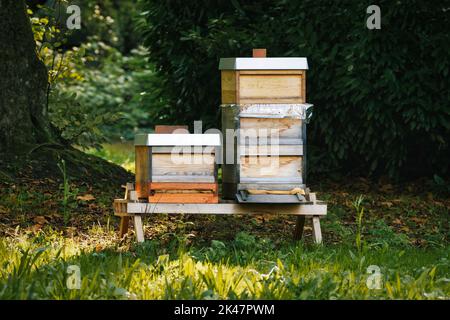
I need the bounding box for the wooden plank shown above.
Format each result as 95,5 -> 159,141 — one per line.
240,156 -> 302,179
240,177 -> 303,184
149,193 -> 219,204
238,183 -> 305,191
239,74 -> 304,104
119,216 -> 130,238
240,144 -> 303,156
150,182 -> 217,191
301,71 -> 306,103
155,125 -> 188,133
152,175 -> 215,183
135,146 -> 151,199
152,146 -> 216,154
133,215 -> 145,243
135,134 -> 220,146
293,216 -> 305,241
240,118 -> 302,140
312,216 -> 322,244
125,202 -> 327,216
221,70 -> 237,104
152,154 -> 215,177
239,70 -> 304,75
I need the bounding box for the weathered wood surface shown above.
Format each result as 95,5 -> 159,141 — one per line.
240,156 -> 302,179
154,125 -> 189,133
149,193 -> 219,204
239,73 -> 304,104
221,70 -> 306,104
240,117 -> 302,140
149,182 -> 217,191
135,146 -> 151,199
240,144 -> 303,156
115,201 -> 326,216
152,153 -> 215,177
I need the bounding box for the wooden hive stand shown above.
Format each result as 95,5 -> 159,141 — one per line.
114,183 -> 326,244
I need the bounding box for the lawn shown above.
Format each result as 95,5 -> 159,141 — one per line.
0,144 -> 448,299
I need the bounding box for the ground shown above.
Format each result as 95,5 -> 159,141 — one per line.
0,143 -> 448,299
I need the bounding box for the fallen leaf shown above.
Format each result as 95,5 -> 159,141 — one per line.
381,201 -> 393,208
33,216 -> 48,225
77,194 -> 95,201
0,206 -> 9,214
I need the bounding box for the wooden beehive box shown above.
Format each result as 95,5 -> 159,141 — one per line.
219,49 -> 308,104
134,133 -> 221,203
220,50 -> 311,203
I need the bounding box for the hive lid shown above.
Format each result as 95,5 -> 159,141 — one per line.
219,57 -> 308,70
135,134 -> 221,146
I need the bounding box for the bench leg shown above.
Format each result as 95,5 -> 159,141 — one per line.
119,216 -> 130,238
312,216 -> 322,244
133,215 -> 145,243
293,216 -> 306,241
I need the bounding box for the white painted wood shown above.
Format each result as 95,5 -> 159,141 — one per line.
312,216 -> 322,244
219,58 -> 308,70
152,175 -> 215,183
125,202 -> 327,216
135,134 -> 221,146
238,104 -> 312,119
240,145 -> 303,156
133,215 -> 145,243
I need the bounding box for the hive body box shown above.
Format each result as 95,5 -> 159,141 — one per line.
134,133 -> 221,203
220,54 -> 311,202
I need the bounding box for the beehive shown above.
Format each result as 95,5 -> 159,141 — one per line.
134,133 -> 221,203
220,50 -> 311,202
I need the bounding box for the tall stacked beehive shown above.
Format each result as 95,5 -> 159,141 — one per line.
220,49 -> 312,203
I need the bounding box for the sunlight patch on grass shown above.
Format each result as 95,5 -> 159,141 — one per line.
0,229 -> 448,300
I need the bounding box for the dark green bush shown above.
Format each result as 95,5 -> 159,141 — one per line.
139,0 -> 450,178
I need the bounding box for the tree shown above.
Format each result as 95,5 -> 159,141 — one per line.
0,0 -> 59,152
0,0 -> 130,184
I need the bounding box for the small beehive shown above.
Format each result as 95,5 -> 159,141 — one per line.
220,49 -> 311,203
134,133 -> 221,203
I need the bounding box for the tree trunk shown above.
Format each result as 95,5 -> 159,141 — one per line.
0,0 -> 57,153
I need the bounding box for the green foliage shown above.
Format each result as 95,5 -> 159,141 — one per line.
139,0 -> 450,178
56,159 -> 79,224
29,1 -> 163,148
51,42 -> 162,147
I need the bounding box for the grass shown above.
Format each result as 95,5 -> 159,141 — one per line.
0,228 -> 448,299
0,142 -> 449,300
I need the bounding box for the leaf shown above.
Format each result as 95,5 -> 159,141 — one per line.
33,216 -> 48,225
77,194 -> 96,201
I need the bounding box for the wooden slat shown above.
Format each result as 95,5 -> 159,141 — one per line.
240,118 -> 302,140
240,156 -> 302,179
150,182 -> 217,191
135,146 -> 151,199
133,215 -> 145,243
239,74 -> 304,104
154,125 -> 188,133
238,70 -> 304,75
240,145 -> 303,156
149,193 -> 219,204
152,175 -> 215,183
221,70 -> 237,104
152,154 -> 215,177
124,202 -> 327,216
